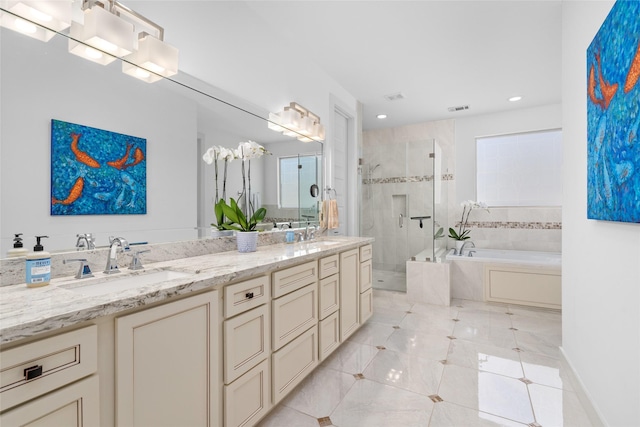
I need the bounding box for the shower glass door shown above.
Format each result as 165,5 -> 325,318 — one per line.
360,138 -> 436,292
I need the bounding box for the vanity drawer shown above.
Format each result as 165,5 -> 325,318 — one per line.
272,261 -> 317,298
224,304 -> 271,384
0,325 -> 98,412
319,311 -> 340,361
319,254 -> 339,279
360,288 -> 374,324
272,284 -> 318,351
272,325 -> 318,404
359,244 -> 373,262
224,358 -> 271,427
319,274 -> 340,320
359,259 -> 373,293
225,275 -> 270,318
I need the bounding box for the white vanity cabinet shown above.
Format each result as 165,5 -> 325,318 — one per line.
271,261 -> 319,404
339,248 -> 360,341
318,254 -> 341,360
359,244 -> 374,323
0,326 -> 100,426
115,291 -> 219,427
223,276 -> 271,427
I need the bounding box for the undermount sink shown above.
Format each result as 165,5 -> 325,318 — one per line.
60,270 -> 193,297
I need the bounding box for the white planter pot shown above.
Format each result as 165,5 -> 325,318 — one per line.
455,240 -> 465,253
236,231 -> 258,253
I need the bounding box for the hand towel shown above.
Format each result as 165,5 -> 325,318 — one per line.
319,200 -> 327,229
328,199 -> 339,229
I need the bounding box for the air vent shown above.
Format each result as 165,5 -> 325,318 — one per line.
448,105 -> 470,112
384,92 -> 406,102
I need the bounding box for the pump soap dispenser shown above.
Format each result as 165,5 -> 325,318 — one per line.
26,236 -> 51,288
8,233 -> 28,257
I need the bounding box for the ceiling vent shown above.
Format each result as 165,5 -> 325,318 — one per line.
448,105 -> 470,112
384,92 -> 406,102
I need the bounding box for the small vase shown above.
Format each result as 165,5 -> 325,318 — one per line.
236,231 -> 258,253
455,240 -> 465,253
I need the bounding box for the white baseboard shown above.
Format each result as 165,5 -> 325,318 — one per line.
559,346 -> 607,427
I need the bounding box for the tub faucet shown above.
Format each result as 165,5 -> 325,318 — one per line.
459,240 -> 475,256
104,236 -> 130,274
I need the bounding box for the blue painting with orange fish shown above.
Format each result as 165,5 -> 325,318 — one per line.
51,119 -> 147,215
587,0 -> 640,223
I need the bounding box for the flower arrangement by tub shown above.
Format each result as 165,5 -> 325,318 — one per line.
202,145 -> 237,230
448,200 -> 489,241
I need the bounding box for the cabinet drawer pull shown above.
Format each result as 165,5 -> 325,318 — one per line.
24,365 -> 43,380
245,292 -> 254,299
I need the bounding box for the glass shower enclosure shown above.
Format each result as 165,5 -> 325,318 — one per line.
360,138 -> 449,292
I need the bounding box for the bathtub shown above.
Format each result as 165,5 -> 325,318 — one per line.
446,248 -> 562,309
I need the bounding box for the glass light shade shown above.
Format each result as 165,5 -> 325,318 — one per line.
81,5 -> 134,57
68,21 -> 117,65
297,135 -> 314,143
311,122 -> 325,141
267,112 -> 285,132
280,108 -> 300,129
1,0 -> 72,42
298,115 -> 314,136
123,34 -> 178,80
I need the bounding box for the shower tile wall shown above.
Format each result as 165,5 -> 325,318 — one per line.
363,120 -> 455,272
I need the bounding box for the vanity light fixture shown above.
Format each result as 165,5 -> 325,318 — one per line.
68,0 -> 178,83
268,102 -> 325,142
0,0 -> 72,42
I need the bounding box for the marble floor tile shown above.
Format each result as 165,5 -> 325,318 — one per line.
400,312 -> 457,336
322,340 -> 379,374
446,339 -> 524,379
513,330 -> 561,359
519,352 -> 574,391
368,306 -> 408,326
528,383 -> 594,427
410,302 -> 459,317
510,313 -> 562,336
280,366 -> 356,419
362,349 -> 444,396
453,299 -> 510,313
455,308 -> 514,329
438,364 -> 535,425
372,289 -> 411,311
429,401 -> 528,427
346,322 -> 396,347
329,378 -> 433,427
453,319 -> 518,349
384,328 -> 452,361
257,404 -> 325,427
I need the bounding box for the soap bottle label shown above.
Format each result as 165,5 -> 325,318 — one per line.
26,258 -> 51,284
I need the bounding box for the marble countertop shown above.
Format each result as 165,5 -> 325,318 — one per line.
0,237 -> 372,345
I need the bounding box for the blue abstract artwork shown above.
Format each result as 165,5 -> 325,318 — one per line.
51,119 -> 147,216
587,0 -> 640,223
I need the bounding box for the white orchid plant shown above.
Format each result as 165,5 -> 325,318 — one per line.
203,141 -> 270,231
448,200 -> 489,241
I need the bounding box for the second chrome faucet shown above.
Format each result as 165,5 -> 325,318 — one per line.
104,237 -> 130,274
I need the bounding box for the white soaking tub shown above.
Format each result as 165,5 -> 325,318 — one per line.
446,248 -> 562,309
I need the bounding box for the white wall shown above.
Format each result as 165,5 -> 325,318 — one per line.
1,29 -> 198,253
562,2 -> 640,426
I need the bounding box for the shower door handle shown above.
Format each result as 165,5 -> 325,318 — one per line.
399,213 -> 404,228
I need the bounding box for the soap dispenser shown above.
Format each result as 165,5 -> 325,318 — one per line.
26,235 -> 51,288
7,233 -> 28,257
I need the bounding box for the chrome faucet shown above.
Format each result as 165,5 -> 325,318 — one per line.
76,233 -> 95,251
104,236 -> 130,274
458,240 -> 475,256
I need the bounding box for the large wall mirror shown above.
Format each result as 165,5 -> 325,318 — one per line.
0,12 -> 323,254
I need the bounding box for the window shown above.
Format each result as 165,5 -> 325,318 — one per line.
476,129 -> 562,207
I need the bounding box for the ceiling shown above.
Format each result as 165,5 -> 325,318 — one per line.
128,1 -> 562,131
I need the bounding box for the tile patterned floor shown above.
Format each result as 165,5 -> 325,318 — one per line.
372,269 -> 406,292
257,290 -> 593,427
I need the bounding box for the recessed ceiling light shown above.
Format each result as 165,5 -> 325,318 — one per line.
508,96 -> 523,102
376,114 -> 387,119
